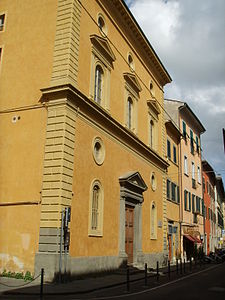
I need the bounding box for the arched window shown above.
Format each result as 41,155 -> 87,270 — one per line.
97,14 -> 107,36
150,201 -> 157,239
149,119 -> 154,148
94,65 -> 103,104
89,180 -> 104,236
91,185 -> 100,230
127,97 -> 133,130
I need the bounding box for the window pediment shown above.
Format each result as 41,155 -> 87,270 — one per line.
147,99 -> 161,116
90,34 -> 116,66
119,171 -> 148,192
123,72 -> 142,95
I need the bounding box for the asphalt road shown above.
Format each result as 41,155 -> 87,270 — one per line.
84,263 -> 225,300
1,263 -> 225,300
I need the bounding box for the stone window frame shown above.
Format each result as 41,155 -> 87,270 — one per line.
97,13 -> 107,37
150,171 -> 157,191
88,179 -> 104,237
89,35 -> 115,112
124,89 -> 138,134
148,111 -> 158,151
147,100 -> 160,152
92,136 -> 105,166
150,201 -> 157,240
127,52 -> 135,72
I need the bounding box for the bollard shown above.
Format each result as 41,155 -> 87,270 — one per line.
126,266 -> 130,292
184,259 -> 186,273
180,259 -> 182,275
144,263 -> 148,286
156,261 -> 159,282
168,260 -> 170,279
40,268 -> 44,300
176,259 -> 178,275
190,258 -> 192,272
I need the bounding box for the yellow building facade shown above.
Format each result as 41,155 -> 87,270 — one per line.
165,120 -> 181,262
0,0 -> 172,280
165,99 -> 205,260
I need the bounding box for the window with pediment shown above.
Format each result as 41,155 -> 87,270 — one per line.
147,99 -> 160,151
123,73 -> 141,134
89,35 -> 115,111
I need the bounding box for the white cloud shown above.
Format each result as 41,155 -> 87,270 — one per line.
126,0 -> 225,182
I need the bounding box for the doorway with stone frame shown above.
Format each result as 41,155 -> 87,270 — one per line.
118,171 -> 148,266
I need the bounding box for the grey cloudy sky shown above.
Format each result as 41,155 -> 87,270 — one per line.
125,0 -> 225,184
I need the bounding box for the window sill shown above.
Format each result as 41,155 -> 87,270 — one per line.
167,198 -> 180,205
167,157 -> 178,166
88,232 -> 103,237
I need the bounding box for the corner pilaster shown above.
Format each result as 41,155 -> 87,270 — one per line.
51,0 -> 81,87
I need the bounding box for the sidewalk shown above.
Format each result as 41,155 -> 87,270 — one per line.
0,261 -> 222,299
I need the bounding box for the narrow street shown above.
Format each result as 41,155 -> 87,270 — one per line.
85,263 -> 225,300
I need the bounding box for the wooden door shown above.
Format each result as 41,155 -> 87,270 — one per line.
125,205 -> 134,264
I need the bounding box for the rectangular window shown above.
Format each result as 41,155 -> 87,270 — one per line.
201,199 -> 204,215
196,136 -> 199,153
167,139 -> 171,159
196,196 -> 200,213
173,145 -> 177,163
177,186 -> 180,204
197,166 -> 201,183
190,129 -> 194,154
184,155 -> 188,175
188,192 -> 191,211
192,162 -> 195,179
171,183 -> 176,201
184,190 -> 187,210
182,121 -> 187,139
0,14 -> 5,31
192,194 -> 195,213
203,177 -> 205,193
167,179 -> 171,199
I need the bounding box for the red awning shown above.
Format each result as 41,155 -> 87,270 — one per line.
184,234 -> 202,243
194,237 -> 202,244
184,234 -> 195,242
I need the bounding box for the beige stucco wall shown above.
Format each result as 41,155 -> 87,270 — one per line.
0,0 -> 58,273
179,115 -> 204,235
70,116 -> 164,257
77,0 -> 164,156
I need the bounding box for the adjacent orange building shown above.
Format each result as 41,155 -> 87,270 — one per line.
165,99 -> 205,260
202,160 -> 216,255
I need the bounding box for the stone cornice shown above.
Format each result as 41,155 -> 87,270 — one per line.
98,0 -> 172,86
41,84 -> 169,171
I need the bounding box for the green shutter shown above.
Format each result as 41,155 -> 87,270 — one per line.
167,180 -> 170,199
192,194 -> 195,213
184,190 -> 187,210
189,192 -> 191,211
182,121 -> 186,139
167,139 -> 171,159
177,186 -> 180,204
